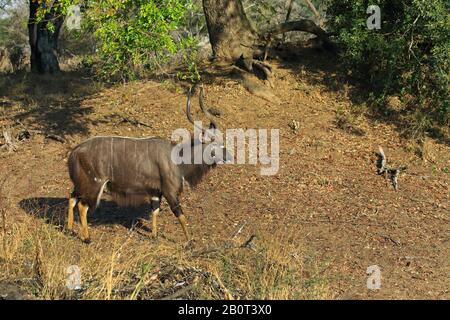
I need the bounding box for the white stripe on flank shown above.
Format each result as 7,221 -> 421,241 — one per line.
96,180 -> 109,208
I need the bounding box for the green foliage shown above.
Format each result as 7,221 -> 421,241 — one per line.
30,0 -> 200,80
326,0 -> 449,137
176,36 -> 201,83
243,0 -> 325,29
84,0 -> 193,80
243,0 -> 279,27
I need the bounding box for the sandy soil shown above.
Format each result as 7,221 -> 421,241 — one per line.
0,49 -> 449,299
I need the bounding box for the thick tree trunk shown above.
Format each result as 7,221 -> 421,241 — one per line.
28,0 -> 63,74
201,0 -> 335,101
202,0 -> 258,61
202,0 -> 334,63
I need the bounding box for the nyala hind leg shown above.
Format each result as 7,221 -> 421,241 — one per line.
150,196 -> 161,238
77,200 -> 90,244
67,191 -> 78,234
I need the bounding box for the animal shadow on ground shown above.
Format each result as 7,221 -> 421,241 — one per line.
19,197 -> 156,233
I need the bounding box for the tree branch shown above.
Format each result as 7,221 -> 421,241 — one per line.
263,19 -> 336,53
305,0 -> 320,20
282,0 -> 295,42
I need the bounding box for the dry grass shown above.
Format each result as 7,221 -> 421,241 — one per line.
0,198 -> 332,299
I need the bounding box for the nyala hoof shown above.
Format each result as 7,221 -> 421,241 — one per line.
82,238 -> 91,244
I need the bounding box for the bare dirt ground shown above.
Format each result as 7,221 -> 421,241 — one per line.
0,48 -> 449,299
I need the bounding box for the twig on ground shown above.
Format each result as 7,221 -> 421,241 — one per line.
117,116 -> 152,128
378,233 -> 401,246
160,284 -> 196,300
240,235 -> 256,249
231,221 -> 247,240
45,134 -> 66,143
190,235 -> 257,258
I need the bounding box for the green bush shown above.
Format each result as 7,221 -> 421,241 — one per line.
84,0 -> 193,80
326,0 -> 449,137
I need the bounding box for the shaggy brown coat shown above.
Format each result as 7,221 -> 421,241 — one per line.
68,136 -> 213,209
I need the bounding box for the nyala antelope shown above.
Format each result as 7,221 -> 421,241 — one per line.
67,87 -> 232,243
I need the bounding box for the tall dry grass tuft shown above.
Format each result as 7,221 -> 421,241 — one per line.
194,227 -> 334,300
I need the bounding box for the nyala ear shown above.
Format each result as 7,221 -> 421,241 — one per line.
207,122 -> 217,142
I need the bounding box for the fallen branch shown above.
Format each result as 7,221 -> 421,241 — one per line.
263,19 -> 336,53
117,116 -> 152,128
45,134 -> 66,143
0,125 -> 69,148
212,273 -> 234,300
376,146 -> 407,191
378,233 -> 401,246
240,235 -> 256,249
1,128 -> 17,153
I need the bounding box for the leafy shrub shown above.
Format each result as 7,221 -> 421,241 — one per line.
176,35 -> 201,83
326,0 -> 449,137
84,0 -> 193,80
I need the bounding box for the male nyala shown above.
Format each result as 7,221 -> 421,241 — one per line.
67,87 -> 232,243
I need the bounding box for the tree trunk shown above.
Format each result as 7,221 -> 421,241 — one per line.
201,0 -> 335,101
28,0 -> 64,74
202,0 -> 258,61
202,0 -> 334,64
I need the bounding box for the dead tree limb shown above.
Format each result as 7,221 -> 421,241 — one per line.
263,19 -> 336,53
282,0 -> 295,42
376,146 -> 407,191
1,128 -> 17,153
